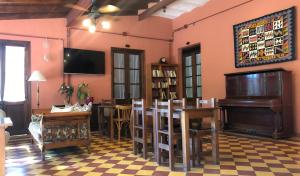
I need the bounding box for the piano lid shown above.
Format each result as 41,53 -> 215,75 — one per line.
224,68 -> 287,76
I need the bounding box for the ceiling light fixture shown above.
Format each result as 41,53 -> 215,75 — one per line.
99,4 -> 120,13
82,18 -> 92,27
88,23 -> 97,33
101,21 -> 111,30
83,17 -> 112,33
78,1 -> 119,33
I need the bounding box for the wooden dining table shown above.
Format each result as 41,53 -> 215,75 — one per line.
179,106 -> 220,172
150,105 -> 220,172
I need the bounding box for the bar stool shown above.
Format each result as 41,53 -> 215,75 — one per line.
132,99 -> 153,159
154,99 -> 185,171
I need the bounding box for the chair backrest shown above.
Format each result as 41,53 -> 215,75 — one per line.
196,98 -> 217,108
173,98 -> 186,108
101,99 -> 115,105
155,98 -> 186,113
0,109 -> 6,117
115,105 -> 132,121
132,99 -> 145,125
154,98 -> 186,131
132,99 -> 145,112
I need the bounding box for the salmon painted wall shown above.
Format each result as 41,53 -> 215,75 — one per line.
0,19 -> 66,108
68,16 -> 172,106
171,0 -> 300,134
0,16 -> 172,108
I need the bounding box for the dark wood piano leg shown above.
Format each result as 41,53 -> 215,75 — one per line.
220,108 -> 227,131
272,108 -> 283,139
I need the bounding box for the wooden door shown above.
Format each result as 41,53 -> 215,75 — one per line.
111,48 -> 144,104
182,45 -> 201,103
0,40 -> 31,135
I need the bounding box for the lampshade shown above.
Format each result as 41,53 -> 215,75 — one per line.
28,70 -> 46,82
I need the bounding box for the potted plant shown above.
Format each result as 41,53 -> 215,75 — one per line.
77,83 -> 90,104
59,83 -> 74,104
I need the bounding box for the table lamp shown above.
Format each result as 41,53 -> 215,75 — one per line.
28,70 -> 46,109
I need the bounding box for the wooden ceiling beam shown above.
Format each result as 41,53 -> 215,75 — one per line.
138,0 -> 177,21
0,12 -> 67,20
0,0 -> 77,5
66,0 -> 92,27
0,5 -> 68,14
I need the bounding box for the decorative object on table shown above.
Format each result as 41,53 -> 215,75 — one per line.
28,70 -> 47,109
159,57 -> 167,64
77,83 -> 89,104
86,96 -> 94,104
50,103 -> 92,113
59,83 -> 74,104
233,7 -> 295,68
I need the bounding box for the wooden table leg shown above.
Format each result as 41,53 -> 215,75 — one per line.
211,109 -> 219,164
110,108 -> 114,141
181,111 -> 190,172
98,106 -> 103,135
153,109 -> 158,163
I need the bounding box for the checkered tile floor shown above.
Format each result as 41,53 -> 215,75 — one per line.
5,133 -> 300,176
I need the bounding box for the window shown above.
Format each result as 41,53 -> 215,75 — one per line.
0,42 -> 27,102
182,45 -> 201,99
112,48 -> 144,103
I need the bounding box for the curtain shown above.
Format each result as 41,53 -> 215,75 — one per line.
114,53 -> 125,99
129,54 -> 140,99
3,46 -> 25,102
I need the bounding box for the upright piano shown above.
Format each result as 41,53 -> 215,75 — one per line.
219,68 -> 293,139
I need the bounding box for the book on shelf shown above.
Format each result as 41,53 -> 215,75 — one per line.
170,92 -> 177,99
152,69 -> 176,78
160,91 -> 167,100
164,70 -> 177,77
152,69 -> 164,77
167,78 -> 176,85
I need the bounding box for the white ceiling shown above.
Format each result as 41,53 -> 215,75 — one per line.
153,0 -> 210,19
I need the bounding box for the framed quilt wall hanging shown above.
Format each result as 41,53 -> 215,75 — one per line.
233,7 -> 296,68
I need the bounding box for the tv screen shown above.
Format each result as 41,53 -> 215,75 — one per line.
63,48 -> 105,74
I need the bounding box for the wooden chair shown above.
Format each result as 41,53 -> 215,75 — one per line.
154,99 -> 185,171
114,105 -> 132,142
132,99 -> 153,159
98,99 -> 115,136
190,98 -> 218,166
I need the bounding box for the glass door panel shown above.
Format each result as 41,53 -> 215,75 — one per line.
3,46 -> 25,102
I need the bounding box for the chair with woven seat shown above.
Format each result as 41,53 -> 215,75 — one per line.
154,99 -> 185,171
190,98 -> 218,166
132,99 -> 153,159
114,105 -> 132,142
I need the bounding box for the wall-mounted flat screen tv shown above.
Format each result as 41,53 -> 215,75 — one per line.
64,48 -> 105,74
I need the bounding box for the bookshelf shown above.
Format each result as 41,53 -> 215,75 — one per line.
151,63 -> 178,101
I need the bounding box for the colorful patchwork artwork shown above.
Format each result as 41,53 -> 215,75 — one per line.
233,7 -> 296,67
